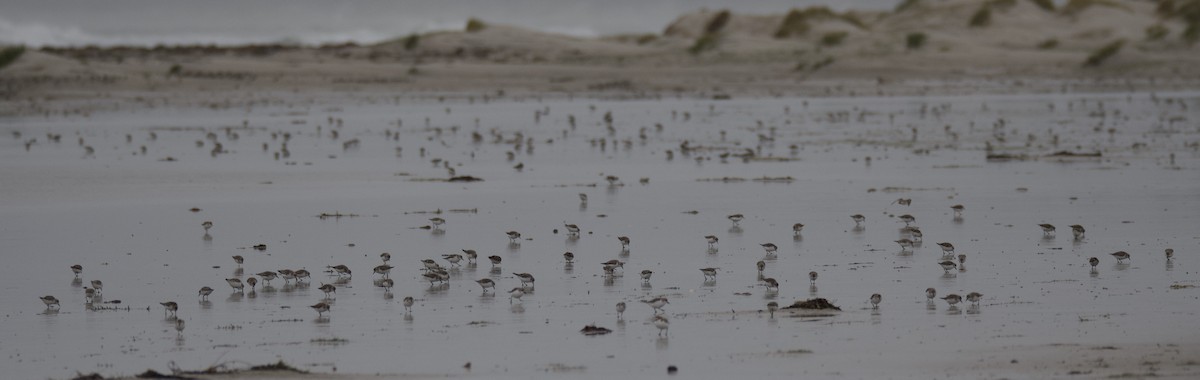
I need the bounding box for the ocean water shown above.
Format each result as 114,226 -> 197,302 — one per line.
0,0 -> 895,47
1,90 -> 1198,379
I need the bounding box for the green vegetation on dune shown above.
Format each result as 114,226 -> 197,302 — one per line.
1083,39 -> 1125,67
1029,0 -> 1056,11
906,32 -> 927,50
969,6 -> 993,27
820,31 -> 849,47
1061,0 -> 1133,16
1156,0 -> 1200,43
705,10 -> 731,34
465,18 -> 486,33
1036,38 -> 1059,49
0,45 -> 26,70
403,34 -> 420,50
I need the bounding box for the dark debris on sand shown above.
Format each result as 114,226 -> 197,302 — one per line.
784,298 -> 842,310
580,324 -> 613,335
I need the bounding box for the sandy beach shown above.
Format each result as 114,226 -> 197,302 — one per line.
2,1 -> 1200,379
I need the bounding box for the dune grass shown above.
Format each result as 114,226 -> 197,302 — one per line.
906,32 -> 927,50
705,10 -> 731,34
1029,0 -> 1056,11
820,31 -> 849,47
1036,38 -> 1059,49
465,18 -> 486,33
404,34 -> 420,50
774,6 -> 868,39
689,33 -> 720,55
1145,24 -> 1170,41
1083,39 -> 1124,67
0,45 -> 26,71
1156,0 -> 1200,43
970,6 -> 993,27
895,0 -> 922,13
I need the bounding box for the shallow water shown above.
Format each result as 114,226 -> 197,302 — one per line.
1,91 -> 1198,379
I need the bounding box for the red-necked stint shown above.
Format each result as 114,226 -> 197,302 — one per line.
1111,251 -> 1131,263
507,231 -> 522,243
767,301 -> 779,318
226,278 -> 244,293
160,301 -> 178,316
319,284 -> 336,298
374,265 -> 393,278
705,235 -> 719,247
1165,248 -> 1174,260
926,288 -> 937,300
232,255 -> 243,266
640,270 -> 653,282
202,221 -> 213,233
246,277 -> 257,292
950,204 -> 964,216
381,252 -> 392,264
793,223 -> 804,234
642,297 -> 669,314
616,301 -> 626,319
942,294 -> 962,306
476,279 -> 495,291
257,271 -> 277,285
937,242 -> 955,255
514,273 -> 535,286
851,214 -> 866,226
40,296 -> 60,309
91,280 -> 103,295
809,271 -> 818,285
966,292 -> 983,305
1038,224 -> 1056,236
653,315 -> 670,336
762,277 -> 779,290
429,217 -> 445,229
488,255 -> 503,267
563,252 -> 575,263
442,254 -> 464,266
1070,225 -> 1085,240
327,265 -> 352,277
563,222 -> 580,236
70,264 -> 83,277
700,268 -> 719,281
761,243 -> 778,255
403,297 -> 414,312
618,236 -> 631,249
462,249 -> 477,263
508,288 -> 525,303
938,261 -> 958,272
869,293 -> 882,308
311,302 -> 330,317
899,214 -> 915,226
728,214 -> 744,226
895,239 -> 914,251
1089,257 -> 1100,269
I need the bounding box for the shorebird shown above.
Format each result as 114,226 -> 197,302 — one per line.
476,279 -> 495,292
705,235 -> 719,247
429,217 -> 445,229
965,292 -> 983,305
443,254 -> 464,266
616,302 -> 626,319
1089,257 -> 1100,269
1038,224 -> 1056,236
761,243 -> 778,255
422,272 -> 442,285
642,297 -> 669,314
506,231 -> 522,243
421,259 -> 441,271
403,297 -> 414,312
700,267 -> 719,280
202,221 -> 213,233
728,214 -> 744,226
756,260 -> 765,273
939,261 -> 957,272
70,264 -> 83,277
380,252 -> 392,264
175,319 -> 185,336
319,283 -> 336,298
808,271 -> 818,285
1165,248 -> 1174,260
617,236 -> 631,249
327,265 -> 352,277
84,287 -> 96,303
294,269 -> 311,282
563,222 -> 580,236
950,204 -> 964,216
851,214 -> 866,226
869,293 -> 882,308
640,270 -> 653,282
762,277 -> 779,290
1070,225 -> 1085,240
373,265 -> 393,278
378,278 -> 394,292
898,214 -> 916,226
514,273 -> 535,286
1111,251 -> 1131,263
563,252 -> 575,263
653,315 -> 669,336
311,302 -> 330,317
91,280 -> 103,295
225,278 -> 244,293
232,255 -> 244,266
605,175 -> 620,185
942,294 -> 962,306
462,249 -> 477,263
256,271 -> 277,286
602,259 -> 624,269
488,255 -> 502,267
160,301 -> 178,316
793,223 -> 804,234
277,269 -> 296,284
909,227 -> 923,242
245,277 -> 257,292
893,198 -> 912,206
958,254 -> 967,266
579,193 -> 588,203
895,239 -> 914,251
937,242 -> 955,255
508,288 -> 525,303
926,288 -> 937,300
40,296 -> 60,309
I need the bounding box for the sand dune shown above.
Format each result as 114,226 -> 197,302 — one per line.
1,0 -> 1198,100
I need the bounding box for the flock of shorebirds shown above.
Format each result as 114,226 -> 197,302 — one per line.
38,196 -> 1177,339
